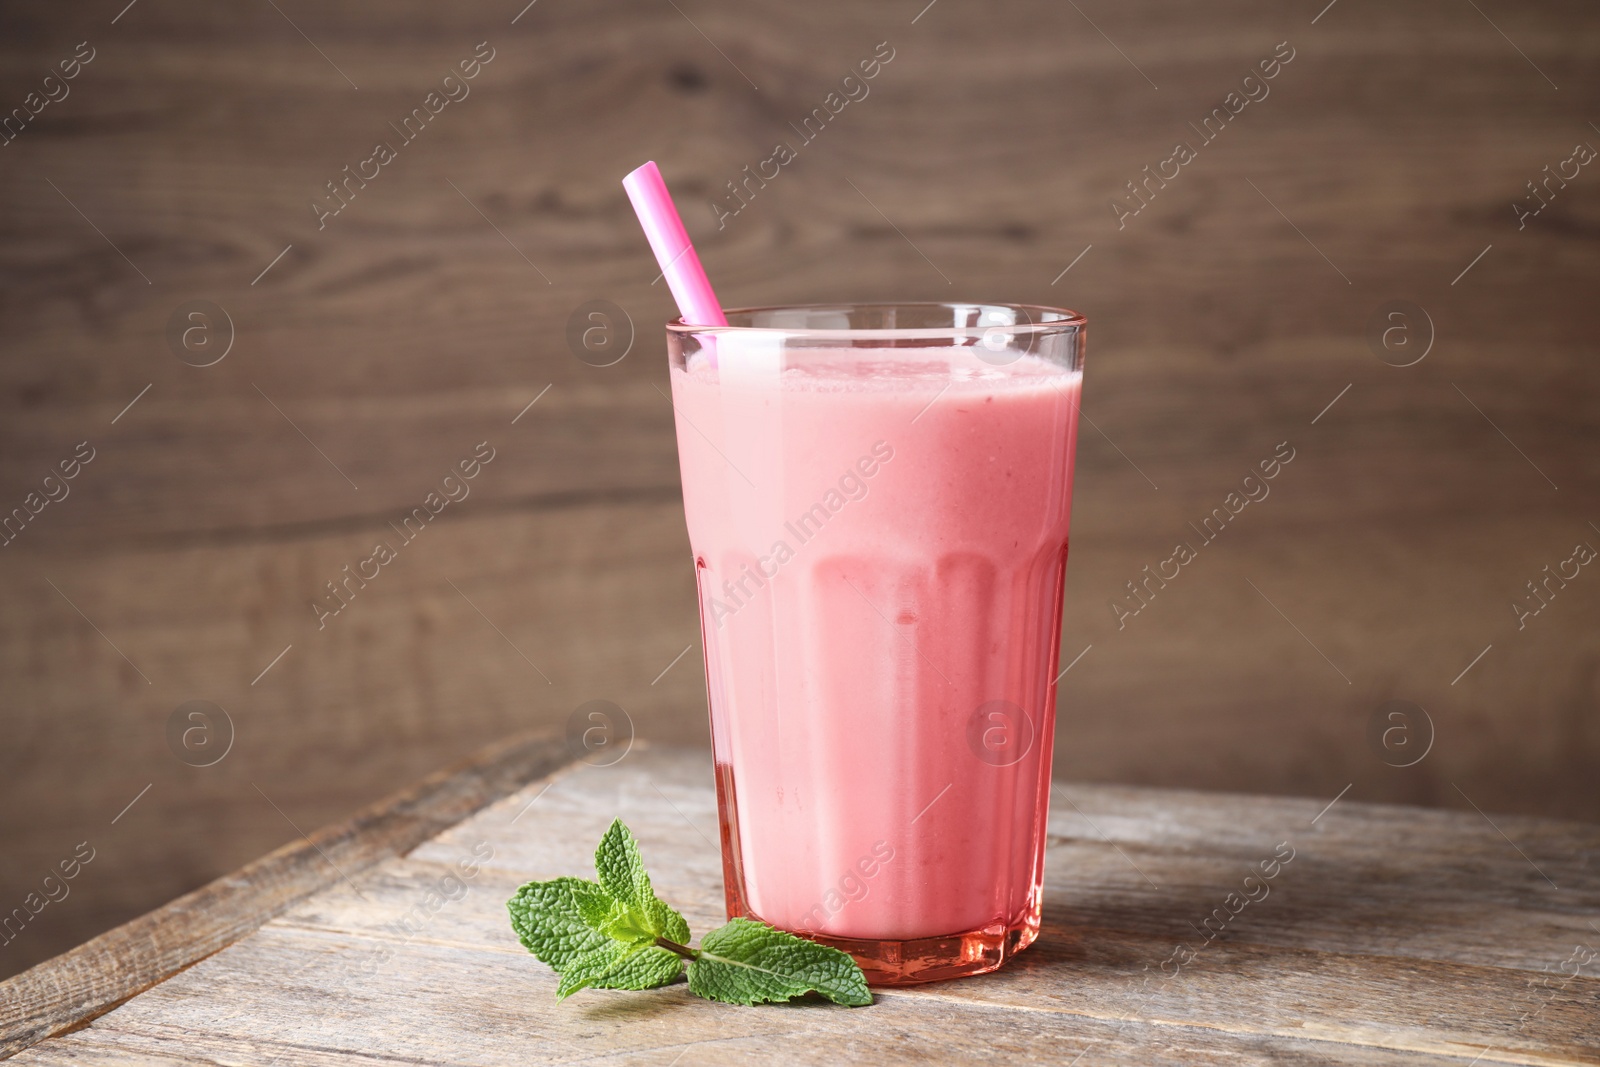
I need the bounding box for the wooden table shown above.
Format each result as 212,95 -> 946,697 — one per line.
3,736 -> 1596,1065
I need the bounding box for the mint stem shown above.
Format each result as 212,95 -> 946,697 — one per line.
654,936 -> 700,961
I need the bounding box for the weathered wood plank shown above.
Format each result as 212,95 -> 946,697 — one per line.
11,747 -> 1596,1065
8,973 -> 1526,1067
0,732 -> 575,1058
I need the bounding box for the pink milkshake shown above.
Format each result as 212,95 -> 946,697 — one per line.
666,304 -> 1084,983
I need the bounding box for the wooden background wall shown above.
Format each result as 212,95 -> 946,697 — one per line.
1,0 -> 1596,979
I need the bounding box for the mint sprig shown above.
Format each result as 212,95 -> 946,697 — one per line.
507,819 -> 872,1007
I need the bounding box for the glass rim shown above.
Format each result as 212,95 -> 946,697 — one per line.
665,301 -> 1086,340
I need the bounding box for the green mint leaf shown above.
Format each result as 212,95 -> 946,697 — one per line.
507,877 -> 613,971
599,908 -> 656,943
599,943 -> 690,991
687,918 -> 872,1007
554,941 -> 635,1000
647,897 -> 691,945
595,818 -> 656,915
569,877 -> 616,928
592,819 -> 690,944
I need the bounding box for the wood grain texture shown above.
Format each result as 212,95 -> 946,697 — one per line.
2,0 -> 1599,979
0,731 -> 574,1059
9,746 -> 1598,1065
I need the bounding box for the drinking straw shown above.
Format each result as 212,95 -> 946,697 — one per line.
622,161 -> 728,327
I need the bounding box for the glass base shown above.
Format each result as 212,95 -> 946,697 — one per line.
734,903 -> 1042,986
713,762 -> 1047,986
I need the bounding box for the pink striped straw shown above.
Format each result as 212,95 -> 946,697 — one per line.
622,161 -> 728,327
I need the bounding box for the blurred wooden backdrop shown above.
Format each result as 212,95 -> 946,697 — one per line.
1,0 -> 1597,979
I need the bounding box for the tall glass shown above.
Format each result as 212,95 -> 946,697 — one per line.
665,303 -> 1085,984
